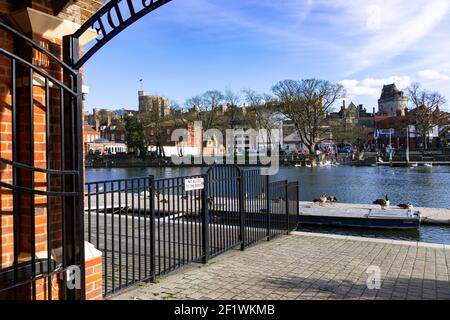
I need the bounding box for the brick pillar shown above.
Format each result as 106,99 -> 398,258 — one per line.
1,0 -> 105,300
0,0 -> 14,271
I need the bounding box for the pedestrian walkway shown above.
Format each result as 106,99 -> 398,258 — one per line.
112,232 -> 450,300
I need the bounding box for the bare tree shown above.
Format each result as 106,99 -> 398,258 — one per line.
224,89 -> 242,129
184,90 -> 225,157
242,89 -> 278,151
406,82 -> 448,149
272,79 -> 345,154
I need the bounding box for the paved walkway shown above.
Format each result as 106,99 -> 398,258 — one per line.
112,233 -> 450,300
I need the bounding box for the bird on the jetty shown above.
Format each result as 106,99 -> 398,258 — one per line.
326,196 -> 338,203
373,195 -> 390,209
397,203 -> 414,210
313,195 -> 328,204
256,192 -> 266,200
160,198 -> 169,204
272,198 -> 281,204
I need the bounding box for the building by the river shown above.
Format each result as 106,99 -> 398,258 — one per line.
378,84 -> 409,117
138,90 -> 171,117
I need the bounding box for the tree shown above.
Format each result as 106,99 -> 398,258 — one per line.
184,91 -> 225,156
223,89 -> 242,129
95,109 -> 115,125
331,122 -> 372,145
406,83 -> 448,149
242,89 -> 278,151
124,115 -> 145,156
272,79 -> 345,154
139,110 -> 167,158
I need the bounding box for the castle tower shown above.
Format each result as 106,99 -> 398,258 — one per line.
378,84 -> 408,116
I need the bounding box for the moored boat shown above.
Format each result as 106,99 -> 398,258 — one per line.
299,207 -> 421,229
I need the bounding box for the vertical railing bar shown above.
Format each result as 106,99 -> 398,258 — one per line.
150,176 -> 155,281
131,179 -> 135,282
189,184 -> 193,262
96,183 -> 99,248
125,180 -> 129,284
177,178 -> 181,268
181,178 -> 185,265
157,180 -> 161,275
285,180 -> 289,235
87,184 -> 91,243
210,170 -> 215,254
266,175 -> 270,241
167,179 -> 176,269
111,181 -> 115,291
118,180 -> 122,289
11,58 -> 19,300
238,168 -> 245,251
202,174 -> 209,263
45,78 -> 52,300
137,178 -> 141,280
220,168 -> 225,251
60,86 -> 67,300
143,178 -> 147,278
29,68 -> 36,300
103,181 -> 108,292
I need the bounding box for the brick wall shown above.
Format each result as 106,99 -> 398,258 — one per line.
0,0 -> 14,269
0,0 -> 104,300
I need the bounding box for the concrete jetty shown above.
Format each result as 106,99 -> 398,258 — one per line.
299,202 -> 450,225
84,192 -> 450,226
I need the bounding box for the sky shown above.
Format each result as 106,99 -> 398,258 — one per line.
83,0 -> 450,113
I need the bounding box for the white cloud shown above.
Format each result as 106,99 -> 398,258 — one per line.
340,76 -> 411,99
317,0 -> 450,74
417,69 -> 450,81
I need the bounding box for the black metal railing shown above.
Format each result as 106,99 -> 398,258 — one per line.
85,165 -> 300,297
0,21 -> 85,300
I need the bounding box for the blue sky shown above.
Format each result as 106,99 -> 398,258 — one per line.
83,0 -> 450,112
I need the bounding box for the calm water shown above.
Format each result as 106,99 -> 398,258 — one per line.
85,165 -> 450,244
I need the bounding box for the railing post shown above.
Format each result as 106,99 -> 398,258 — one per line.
63,34 -> 85,300
202,174 -> 210,263
266,175 -> 271,241
285,181 -> 289,235
149,175 -> 156,281
296,181 -> 300,226
239,169 -> 246,250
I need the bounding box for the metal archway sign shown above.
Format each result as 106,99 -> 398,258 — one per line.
70,0 -> 173,70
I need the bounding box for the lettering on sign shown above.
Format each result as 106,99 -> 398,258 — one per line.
185,178 -> 204,192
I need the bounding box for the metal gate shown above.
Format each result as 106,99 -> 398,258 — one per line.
0,21 -> 85,300
85,166 -> 300,298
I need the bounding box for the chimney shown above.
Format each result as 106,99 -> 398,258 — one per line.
95,119 -> 100,131
107,115 -> 111,127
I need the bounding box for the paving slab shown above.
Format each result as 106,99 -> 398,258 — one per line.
111,233 -> 450,300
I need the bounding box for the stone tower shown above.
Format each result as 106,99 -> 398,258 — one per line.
378,84 -> 408,116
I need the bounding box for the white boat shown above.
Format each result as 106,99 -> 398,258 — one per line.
294,164 -> 302,168
423,163 -> 433,168
409,163 -> 418,168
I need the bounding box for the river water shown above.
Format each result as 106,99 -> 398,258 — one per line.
85,165 -> 450,244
